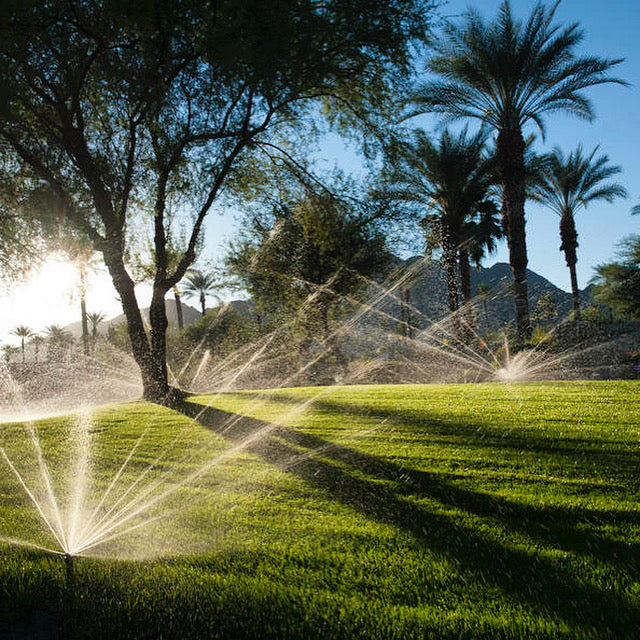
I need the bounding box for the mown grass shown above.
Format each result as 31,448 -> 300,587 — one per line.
0,381 -> 639,639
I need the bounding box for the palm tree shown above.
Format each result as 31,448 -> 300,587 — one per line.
11,325 -> 33,363
45,325 -> 74,362
182,269 -> 220,317
385,127 -> 498,335
87,312 -> 106,341
30,334 -> 45,363
531,146 -> 626,319
2,344 -> 19,364
409,0 -> 625,341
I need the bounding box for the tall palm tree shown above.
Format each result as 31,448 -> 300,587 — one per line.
11,325 -> 33,363
182,269 -> 220,317
409,0 -> 625,341
65,241 -> 101,356
385,127 -> 498,334
531,146 -> 626,319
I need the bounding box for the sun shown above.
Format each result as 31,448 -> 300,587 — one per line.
0,253 -> 125,344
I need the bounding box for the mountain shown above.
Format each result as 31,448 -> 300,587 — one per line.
387,258 -> 586,329
64,300 -> 202,337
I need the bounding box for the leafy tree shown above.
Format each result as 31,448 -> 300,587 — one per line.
532,146 -> 626,318
182,270 -> 220,317
408,0 -> 625,341
10,325 -> 33,363
0,0 -> 431,403
226,189 -> 391,376
530,291 -> 558,327
592,235 -> 640,320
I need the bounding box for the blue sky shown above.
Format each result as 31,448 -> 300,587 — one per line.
204,0 -> 640,294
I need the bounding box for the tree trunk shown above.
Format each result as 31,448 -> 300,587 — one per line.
174,288 -> 184,329
200,292 -> 206,316
442,235 -> 460,338
80,295 -> 89,357
403,287 -> 413,339
497,127 -> 530,343
559,210 -> 580,320
103,252 -> 173,404
458,247 -> 475,339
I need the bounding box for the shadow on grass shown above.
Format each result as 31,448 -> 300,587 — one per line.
178,398 -> 640,639
265,392 -> 640,485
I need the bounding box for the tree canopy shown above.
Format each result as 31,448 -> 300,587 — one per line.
0,0 -> 432,402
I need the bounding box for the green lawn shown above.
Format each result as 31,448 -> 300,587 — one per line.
1,381 -> 639,639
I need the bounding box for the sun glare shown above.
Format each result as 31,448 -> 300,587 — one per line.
1,253 -> 124,343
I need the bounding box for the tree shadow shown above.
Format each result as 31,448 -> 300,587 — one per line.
177,398 -> 640,639
264,392 -> 640,485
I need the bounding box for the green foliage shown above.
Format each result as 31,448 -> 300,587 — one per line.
592,235 -> 640,320
530,292 -> 558,327
227,190 -> 391,320
0,0 -> 433,399
1,382 -> 640,638
183,305 -> 263,359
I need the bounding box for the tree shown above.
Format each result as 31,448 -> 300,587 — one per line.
408,0 -> 625,341
1,344 -> 18,363
530,291 -> 558,327
30,333 -> 45,364
182,270 -> 220,317
45,325 -> 74,362
87,312 -> 106,353
592,235 -> 640,320
532,146 -> 626,318
0,0 -> 431,404
226,188 -> 391,376
383,127 -> 499,335
10,325 -> 33,363
87,312 -> 106,341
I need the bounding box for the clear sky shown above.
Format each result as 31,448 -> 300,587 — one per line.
1,0 -> 638,345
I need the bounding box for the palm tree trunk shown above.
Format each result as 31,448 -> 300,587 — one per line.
20,339 -> 25,363
442,235 -> 460,338
174,288 -> 184,329
458,247 -> 475,338
559,210 -> 581,320
80,295 -> 89,356
200,292 -> 206,316
497,127 -> 530,343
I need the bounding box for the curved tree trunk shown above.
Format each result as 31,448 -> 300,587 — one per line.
559,210 -> 581,319
497,127 -> 530,343
103,251 -> 172,403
